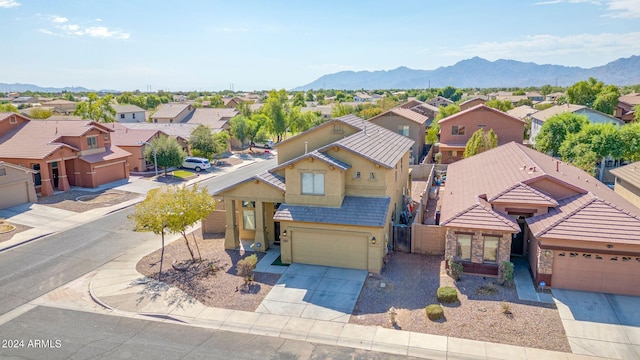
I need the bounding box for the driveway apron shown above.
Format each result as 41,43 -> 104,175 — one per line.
256,263 -> 367,323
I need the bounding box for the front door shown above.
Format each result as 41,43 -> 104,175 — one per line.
511,216 -> 525,255
274,222 -> 280,245
52,168 -> 59,189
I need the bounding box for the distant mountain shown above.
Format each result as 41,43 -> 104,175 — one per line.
294,56 -> 640,90
0,83 -> 118,94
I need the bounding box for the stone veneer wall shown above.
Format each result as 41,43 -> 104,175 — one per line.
537,246 -> 554,275
445,228 -> 513,273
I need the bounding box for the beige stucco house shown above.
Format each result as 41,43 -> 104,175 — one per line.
369,108 -> 428,164
151,103 -> 194,123
0,161 -> 38,209
214,115 -> 414,273
441,142 -> 640,296
610,161 -> 640,209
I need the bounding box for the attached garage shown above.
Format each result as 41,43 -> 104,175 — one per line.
552,251 -> 640,296
94,162 -> 126,185
291,228 -> 368,270
0,182 -> 30,209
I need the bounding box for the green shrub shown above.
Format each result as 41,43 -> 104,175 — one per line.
425,304 -> 444,321
437,286 -> 458,303
499,261 -> 514,287
447,259 -> 463,280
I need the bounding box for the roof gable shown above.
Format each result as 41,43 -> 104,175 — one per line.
438,104 -> 524,125
441,200 -> 520,232
369,107 -> 429,125
610,161 -> 640,189
489,183 -> 559,206
271,150 -> 351,172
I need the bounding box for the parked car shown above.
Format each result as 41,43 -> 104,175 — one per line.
182,157 -> 211,172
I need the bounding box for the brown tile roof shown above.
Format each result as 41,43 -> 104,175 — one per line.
530,104 -> 586,122
79,146 -> 131,163
507,105 -> 538,119
274,196 -> 390,227
318,120 -> 414,169
0,120 -> 111,159
440,199 -> 520,232
528,194 -> 640,244
271,150 -> 351,172
152,103 -> 193,119
610,161 -> 640,189
113,104 -> 145,113
438,104 -> 525,125
442,141 -> 640,241
370,107 -> 429,125
619,93 -> 640,105
119,122 -> 198,139
489,183 -> 558,206
213,171 -> 285,195
183,108 -> 238,128
107,123 -> 160,147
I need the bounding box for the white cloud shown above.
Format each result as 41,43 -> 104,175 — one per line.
0,0 -> 20,8
437,32 -> 640,66
603,0 -> 640,18
39,15 -> 130,40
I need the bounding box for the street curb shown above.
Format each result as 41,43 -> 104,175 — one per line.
88,276 -> 115,311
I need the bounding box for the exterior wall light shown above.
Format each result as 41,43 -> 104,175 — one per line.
371,236 -> 376,244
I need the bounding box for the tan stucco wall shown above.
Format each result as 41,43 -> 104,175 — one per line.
527,177 -> 581,200
411,224 -> 446,254
539,237 -> 640,256
283,157 -> 345,207
276,121 -> 359,164
369,114 -> 425,164
279,220 -> 387,273
323,148 -> 388,197
384,152 -> 411,223
201,210 -> 226,234
614,178 -> 640,209
0,165 -> 38,207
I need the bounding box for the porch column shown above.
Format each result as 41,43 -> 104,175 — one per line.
254,201 -> 268,252
57,159 -> 70,191
224,198 -> 239,249
40,162 -> 54,196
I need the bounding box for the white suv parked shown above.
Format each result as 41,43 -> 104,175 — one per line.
182,157 -> 211,172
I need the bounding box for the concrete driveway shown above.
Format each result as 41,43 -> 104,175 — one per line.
552,289 -> 640,359
255,263 -> 367,323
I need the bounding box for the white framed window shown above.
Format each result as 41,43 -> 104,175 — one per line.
456,233 -> 472,261
120,114 -> 125,119
9,116 -> 17,124
353,171 -> 361,180
369,172 -> 376,180
301,172 -> 324,195
87,136 -> 98,149
452,125 -> 465,135
483,235 -> 499,263
242,210 -> 256,230
398,125 -> 410,137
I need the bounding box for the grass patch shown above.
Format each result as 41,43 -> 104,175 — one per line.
271,255 -> 289,266
172,170 -> 195,179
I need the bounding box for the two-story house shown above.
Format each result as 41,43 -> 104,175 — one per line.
614,93 -> 640,123
108,123 -> 166,173
437,104 -> 525,164
114,104 -> 147,123
441,142 -> 640,296
213,115 -> 414,273
0,113 -> 131,196
368,107 -> 428,164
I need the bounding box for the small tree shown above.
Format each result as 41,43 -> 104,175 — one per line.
145,136 -> 186,177
230,115 -> 250,150
237,254 -> 258,286
129,189 -> 171,281
189,125 -> 216,160
464,128 -> 498,158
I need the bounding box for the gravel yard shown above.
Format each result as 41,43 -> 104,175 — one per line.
0,222 -> 31,243
350,252 -> 570,352
136,232 -> 281,312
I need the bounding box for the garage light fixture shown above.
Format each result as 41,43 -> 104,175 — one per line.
282,230 -> 287,237
371,236 -> 376,245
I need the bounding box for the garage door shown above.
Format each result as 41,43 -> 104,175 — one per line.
95,163 -> 125,185
552,251 -> 640,296
0,182 -> 29,209
292,229 -> 368,270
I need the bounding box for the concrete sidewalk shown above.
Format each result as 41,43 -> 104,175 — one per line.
80,237 -> 603,360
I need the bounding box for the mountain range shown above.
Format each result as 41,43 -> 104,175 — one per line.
0,83 -> 114,94
294,56 -> 640,90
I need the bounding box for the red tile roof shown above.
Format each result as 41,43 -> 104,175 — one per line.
371,107 -> 429,125
438,104 -> 524,125
80,146 -> 131,163
107,123 -> 160,147
0,120 -> 111,159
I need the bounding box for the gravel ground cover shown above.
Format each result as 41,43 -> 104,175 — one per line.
136,232 -> 280,311
350,252 -> 570,352
37,190 -> 140,212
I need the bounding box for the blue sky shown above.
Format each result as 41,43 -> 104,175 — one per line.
1,0 -> 639,91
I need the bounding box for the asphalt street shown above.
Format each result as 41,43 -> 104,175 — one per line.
0,306 -> 417,360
